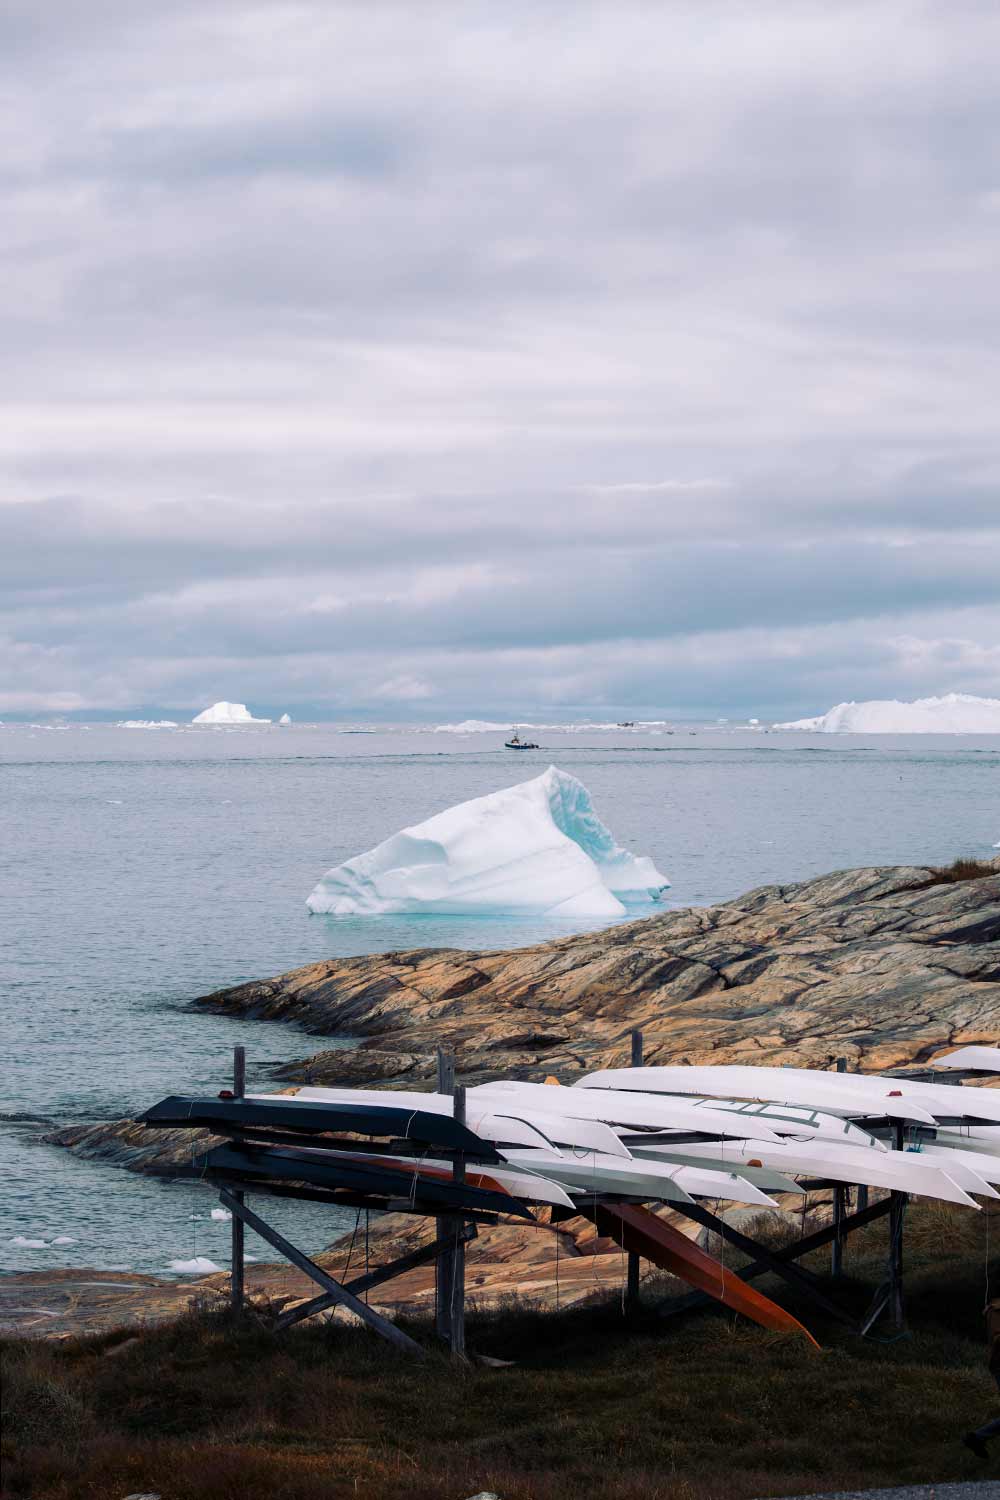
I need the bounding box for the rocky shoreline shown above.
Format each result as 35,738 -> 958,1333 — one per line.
19,857 -> 998,1338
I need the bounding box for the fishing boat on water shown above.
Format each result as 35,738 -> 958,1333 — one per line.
505,727 -> 539,750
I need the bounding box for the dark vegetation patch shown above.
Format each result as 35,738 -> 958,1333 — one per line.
926,857 -> 998,886
2,1202 -> 997,1500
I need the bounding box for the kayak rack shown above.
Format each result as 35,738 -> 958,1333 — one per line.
138,1042 -> 941,1358
139,1046 -> 528,1361
614,1037 -> 910,1340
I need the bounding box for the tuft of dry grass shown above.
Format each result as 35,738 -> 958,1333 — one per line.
926,856 -> 997,885
2,1201 -> 998,1500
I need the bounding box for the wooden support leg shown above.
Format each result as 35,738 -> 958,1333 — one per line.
435,1049 -> 455,1344
273,1222 -> 478,1332
218,1187 -> 425,1357
889,1190 -> 906,1330
230,1192 -> 245,1316
626,1028 -> 643,1312
831,1185 -> 845,1277
230,1045 -> 246,1317
860,1123 -> 908,1339
671,1200 -> 857,1325
449,1085 -> 467,1359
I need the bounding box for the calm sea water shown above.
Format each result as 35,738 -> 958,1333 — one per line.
2,722 -> 997,1275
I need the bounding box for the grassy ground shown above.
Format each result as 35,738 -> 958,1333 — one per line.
3,1202 -> 997,1500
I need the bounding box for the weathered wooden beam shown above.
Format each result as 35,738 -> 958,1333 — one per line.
449,1084 -> 467,1359
231,1046 -> 246,1317
626,1028 -> 644,1311
273,1222 -> 478,1332
669,1201 -> 856,1324
218,1187 -> 425,1357
435,1049 -> 456,1344
657,1196 -> 894,1323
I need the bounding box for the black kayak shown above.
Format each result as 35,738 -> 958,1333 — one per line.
139,1093 -> 497,1158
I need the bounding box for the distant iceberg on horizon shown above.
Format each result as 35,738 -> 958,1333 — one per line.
278,712 -> 292,725
775,693 -> 1000,734
191,701 -> 271,725
306,765 -> 669,918
117,719 -> 178,729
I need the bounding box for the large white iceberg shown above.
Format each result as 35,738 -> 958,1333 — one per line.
306,765 -> 669,918
775,693 -> 1000,734
191,701 -> 271,725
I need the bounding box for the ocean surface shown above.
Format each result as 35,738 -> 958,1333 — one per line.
2,720 -> 997,1276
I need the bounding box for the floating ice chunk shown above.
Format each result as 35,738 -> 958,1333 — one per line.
117,720 -> 179,728
210,1207 -> 232,1221
191,701 -> 271,725
433,719 -> 512,733
307,765 -> 669,919
167,1256 -> 223,1274
278,712 -> 292,725
10,1236 -> 48,1247
775,693 -> 1000,734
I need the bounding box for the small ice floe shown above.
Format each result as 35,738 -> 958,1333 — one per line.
167,1256 -> 223,1274
10,1235 -> 48,1248
51,1235 -> 76,1245
210,1207 -> 231,1221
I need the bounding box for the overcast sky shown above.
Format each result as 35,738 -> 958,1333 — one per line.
2,0 -> 998,719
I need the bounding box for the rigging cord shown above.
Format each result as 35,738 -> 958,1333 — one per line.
340,1208 -> 362,1283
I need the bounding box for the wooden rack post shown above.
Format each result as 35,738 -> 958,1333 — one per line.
231,1045 -> 246,1316
450,1085 -> 467,1358
626,1029 -> 643,1310
831,1058 -> 847,1276
435,1049 -> 456,1343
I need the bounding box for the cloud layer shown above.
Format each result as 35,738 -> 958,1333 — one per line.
2,1 -> 998,717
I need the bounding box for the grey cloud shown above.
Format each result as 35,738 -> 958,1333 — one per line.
0,1 -> 998,716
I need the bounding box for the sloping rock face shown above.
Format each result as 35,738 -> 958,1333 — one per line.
50,861 -> 999,1183
194,860 -> 1000,1087
39,861 -> 998,1338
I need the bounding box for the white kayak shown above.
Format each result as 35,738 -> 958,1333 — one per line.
401,1156 -> 578,1210
934,1126 -> 1000,1156
910,1141 -> 1000,1187
677,1096 -> 885,1151
575,1063 -> 1000,1126
501,1149 -> 697,1204
258,1086 -> 632,1159
470,1079 -> 787,1144
624,1141 -> 805,1195
636,1135 -> 986,1207
500,1149 -> 778,1207
931,1045 -> 1000,1073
